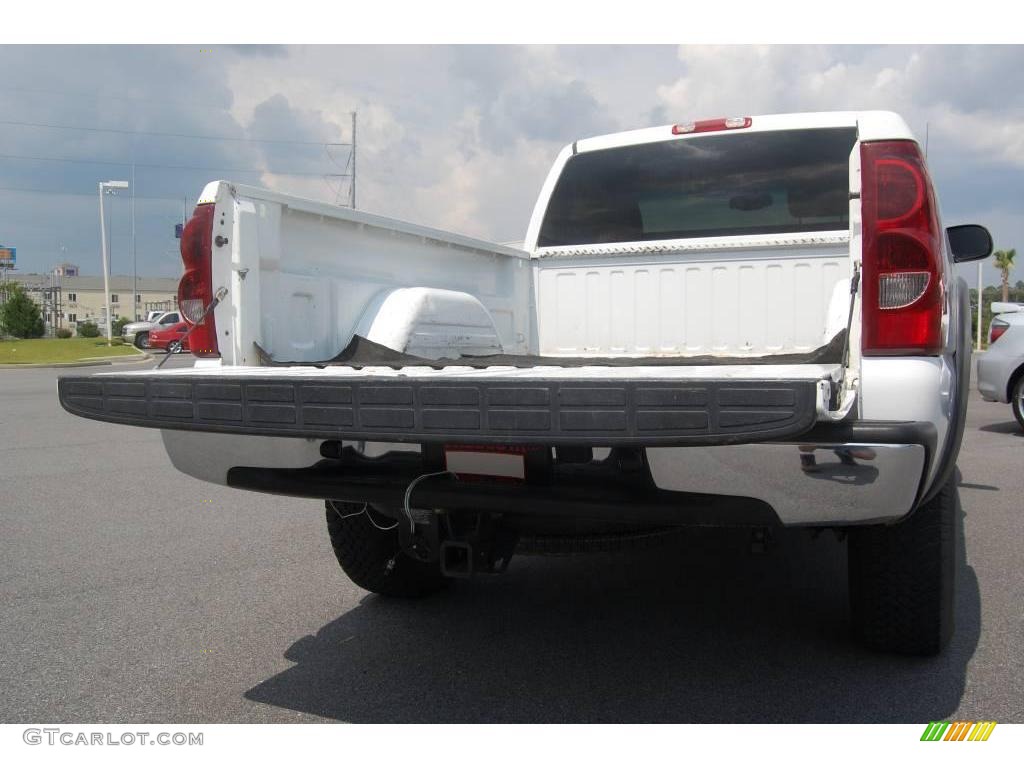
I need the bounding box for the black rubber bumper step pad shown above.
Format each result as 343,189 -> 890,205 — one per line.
58,375 -> 819,446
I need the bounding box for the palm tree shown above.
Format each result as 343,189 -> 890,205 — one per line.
994,249 -> 1017,302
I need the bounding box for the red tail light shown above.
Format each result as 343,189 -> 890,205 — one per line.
860,140 -> 945,355
177,203 -> 219,357
989,318 -> 1009,344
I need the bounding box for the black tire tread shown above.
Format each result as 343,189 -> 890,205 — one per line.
1011,375 -> 1024,430
848,477 -> 957,655
325,501 -> 445,598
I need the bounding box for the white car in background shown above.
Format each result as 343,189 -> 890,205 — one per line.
978,302 -> 1024,428
121,310 -> 181,349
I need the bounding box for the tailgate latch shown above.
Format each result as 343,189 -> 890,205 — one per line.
826,262 -> 861,417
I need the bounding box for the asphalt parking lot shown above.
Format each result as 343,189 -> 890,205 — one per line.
1,355 -> 1021,723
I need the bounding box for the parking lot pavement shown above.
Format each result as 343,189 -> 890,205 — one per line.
0,358 -> 1021,723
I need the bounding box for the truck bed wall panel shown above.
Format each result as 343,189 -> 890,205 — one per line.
536,246 -> 848,357
218,187 -> 532,366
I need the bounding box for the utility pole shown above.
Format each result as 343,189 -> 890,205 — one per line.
55,241 -> 66,333
98,180 -> 128,346
131,164 -> 137,320
53,271 -> 62,335
109,195 -> 114,328
977,261 -> 984,351
351,111 -> 357,209
99,184 -> 112,346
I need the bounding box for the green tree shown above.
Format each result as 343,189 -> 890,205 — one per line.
993,249 -> 1016,302
0,283 -> 45,338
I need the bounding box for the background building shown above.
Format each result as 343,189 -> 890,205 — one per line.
4,266 -> 178,335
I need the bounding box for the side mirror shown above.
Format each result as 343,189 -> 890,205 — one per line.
947,224 -> 993,263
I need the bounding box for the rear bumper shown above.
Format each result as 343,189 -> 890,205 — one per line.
647,421 -> 934,525
209,421 -> 935,527
59,372 -> 822,447
59,371 -> 934,526
227,450 -> 783,528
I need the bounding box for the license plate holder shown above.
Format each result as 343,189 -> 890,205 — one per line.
443,444 -> 528,481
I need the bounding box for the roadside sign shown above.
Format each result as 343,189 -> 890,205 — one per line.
0,245 -> 15,267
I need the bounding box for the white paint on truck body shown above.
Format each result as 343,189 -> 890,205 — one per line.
534,237 -> 850,357
156,110 -> 959,525
204,181 -> 531,367
354,287 -> 504,359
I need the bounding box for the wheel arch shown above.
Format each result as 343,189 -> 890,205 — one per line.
918,277 -> 971,506
1005,361 -> 1024,403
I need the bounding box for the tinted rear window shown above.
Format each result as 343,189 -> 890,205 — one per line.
538,127 -> 857,247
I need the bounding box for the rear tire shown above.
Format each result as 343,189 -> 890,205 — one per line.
325,500 -> 446,598
134,332 -> 150,349
1011,375 -> 1024,430
848,476 -> 957,655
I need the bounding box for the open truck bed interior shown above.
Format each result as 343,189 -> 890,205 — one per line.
253,330 -> 848,369
55,110 -> 993,655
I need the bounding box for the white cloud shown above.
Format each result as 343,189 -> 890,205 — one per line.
221,46 -> 613,239
929,108 -> 1024,169
4,44 -> 1024,281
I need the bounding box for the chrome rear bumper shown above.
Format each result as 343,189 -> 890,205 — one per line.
159,421 -> 935,529
648,441 -> 926,525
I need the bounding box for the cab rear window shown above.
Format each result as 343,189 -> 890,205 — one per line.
538,127 -> 857,247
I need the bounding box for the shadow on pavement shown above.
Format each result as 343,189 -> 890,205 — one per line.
978,421 -> 1023,437
245,490 -> 981,723
957,482 -> 999,492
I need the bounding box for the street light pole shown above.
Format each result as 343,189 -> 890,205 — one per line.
131,164 -> 137,321
98,183 -> 111,346
98,180 -> 129,346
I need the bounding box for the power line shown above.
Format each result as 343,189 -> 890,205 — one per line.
0,152 -> 352,177
0,117 -> 352,147
0,185 -> 195,200
0,84 -> 228,112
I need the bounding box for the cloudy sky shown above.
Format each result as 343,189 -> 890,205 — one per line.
0,44 -> 1021,286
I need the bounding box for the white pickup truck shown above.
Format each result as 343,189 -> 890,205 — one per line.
59,111 -> 993,655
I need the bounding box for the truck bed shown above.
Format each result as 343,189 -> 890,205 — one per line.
253,330 -> 847,369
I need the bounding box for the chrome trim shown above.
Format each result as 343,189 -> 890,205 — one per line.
534,231 -> 850,259
646,442 -> 925,525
